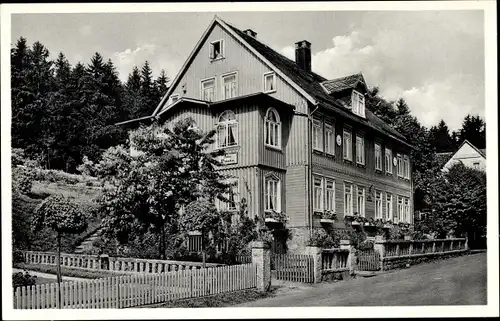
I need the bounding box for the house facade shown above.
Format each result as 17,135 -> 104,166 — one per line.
126,16 -> 414,253
439,140 -> 486,172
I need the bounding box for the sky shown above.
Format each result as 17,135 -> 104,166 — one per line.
10,10 -> 485,131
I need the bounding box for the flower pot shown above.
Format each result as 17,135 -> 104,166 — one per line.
320,218 -> 334,224
351,221 -> 360,226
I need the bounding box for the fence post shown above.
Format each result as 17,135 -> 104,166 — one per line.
340,240 -> 355,275
465,237 -> 469,250
373,239 -> 385,271
251,241 -> 271,292
305,246 -> 322,283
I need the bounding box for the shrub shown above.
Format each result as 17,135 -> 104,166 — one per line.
12,167 -> 34,195
12,271 -> 37,288
13,250 -> 25,264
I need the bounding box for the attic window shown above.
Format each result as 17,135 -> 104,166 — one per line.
351,90 -> 365,118
170,94 -> 179,104
264,72 -> 276,93
209,40 -> 224,60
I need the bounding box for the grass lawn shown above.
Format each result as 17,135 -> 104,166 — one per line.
139,288 -> 278,308
34,276 -> 58,285
14,263 -> 127,279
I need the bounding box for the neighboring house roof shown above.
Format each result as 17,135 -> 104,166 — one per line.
436,152 -> 453,167
454,139 -> 486,159
321,73 -> 368,94
440,139 -> 486,170
144,16 -> 412,148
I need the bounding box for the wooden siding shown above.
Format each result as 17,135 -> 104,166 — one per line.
285,166 -> 308,228
162,22 -> 310,166
163,104 -> 260,167
217,167 -> 260,218
167,23 -> 308,113
312,165 -> 411,219
311,115 -> 412,189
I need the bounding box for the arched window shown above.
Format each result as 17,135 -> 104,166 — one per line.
265,108 -> 281,148
265,174 -> 281,212
217,110 -> 238,148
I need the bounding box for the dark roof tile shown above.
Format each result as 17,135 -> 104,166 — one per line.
321,73 -> 366,94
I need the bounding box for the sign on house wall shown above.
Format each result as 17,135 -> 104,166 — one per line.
220,152 -> 238,165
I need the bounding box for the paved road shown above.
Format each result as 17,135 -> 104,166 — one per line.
237,253 -> 487,306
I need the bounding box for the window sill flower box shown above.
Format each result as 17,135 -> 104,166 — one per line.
318,210 -> 336,224
264,210 -> 288,224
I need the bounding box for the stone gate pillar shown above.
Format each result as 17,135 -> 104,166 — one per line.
251,241 -> 271,292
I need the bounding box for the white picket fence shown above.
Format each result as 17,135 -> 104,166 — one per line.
13,263 -> 256,309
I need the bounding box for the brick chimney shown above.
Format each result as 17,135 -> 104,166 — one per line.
243,29 -> 257,38
295,40 -> 311,72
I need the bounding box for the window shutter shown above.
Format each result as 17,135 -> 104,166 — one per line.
209,43 -> 214,59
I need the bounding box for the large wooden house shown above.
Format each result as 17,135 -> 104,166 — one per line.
122,16 -> 414,252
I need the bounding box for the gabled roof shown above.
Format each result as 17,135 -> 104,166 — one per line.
455,139 -> 486,159
436,152 -> 453,167
321,73 -> 368,94
148,15 -> 411,148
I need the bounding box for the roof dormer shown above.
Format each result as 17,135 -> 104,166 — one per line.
320,73 -> 368,118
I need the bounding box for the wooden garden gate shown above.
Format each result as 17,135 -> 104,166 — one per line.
356,249 -> 381,271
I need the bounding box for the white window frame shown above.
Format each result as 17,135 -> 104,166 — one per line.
356,134 -> 365,165
264,107 -> 281,149
343,128 -> 352,161
325,122 -> 335,155
403,155 -> 410,179
313,175 -> 324,212
351,90 -> 365,118
386,193 -> 393,221
385,148 -> 393,174
397,196 -> 404,222
404,197 -> 410,223
375,190 -> 383,219
375,143 -> 382,171
221,72 -> 238,100
397,153 -> 403,177
344,182 -> 353,216
263,71 -> 276,93
201,77 -> 216,102
313,118 -> 323,152
216,110 -> 238,148
264,175 -> 281,212
325,178 -> 335,212
209,39 -> 225,60
356,185 -> 365,217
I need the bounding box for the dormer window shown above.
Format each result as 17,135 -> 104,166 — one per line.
264,72 -> 276,93
351,90 -> 365,118
209,40 -> 225,60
